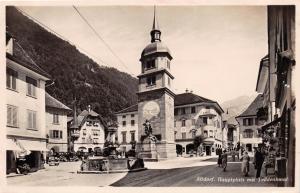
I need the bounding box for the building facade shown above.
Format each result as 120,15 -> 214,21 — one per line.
45,93 -> 71,153
222,112 -> 239,151
68,106 -> 106,153
255,5 -> 295,186
6,33 -> 50,173
236,94 -> 265,153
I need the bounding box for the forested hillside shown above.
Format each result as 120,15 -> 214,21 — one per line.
6,6 -> 138,121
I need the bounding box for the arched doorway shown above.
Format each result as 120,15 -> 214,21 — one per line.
186,144 -> 194,154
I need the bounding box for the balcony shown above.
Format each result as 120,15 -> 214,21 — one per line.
198,109 -> 216,117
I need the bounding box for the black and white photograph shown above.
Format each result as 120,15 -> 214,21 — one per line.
2,1 -> 298,192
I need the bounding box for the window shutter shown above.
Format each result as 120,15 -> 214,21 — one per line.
49,130 -> 53,138
33,112 -> 36,129
13,107 -> 17,126
27,111 -> 31,128
7,106 -> 11,125
60,131 -> 63,138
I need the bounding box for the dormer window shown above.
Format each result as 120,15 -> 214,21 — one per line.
147,76 -> 156,86
146,60 -> 155,69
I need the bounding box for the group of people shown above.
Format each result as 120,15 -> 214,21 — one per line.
217,147 -> 265,178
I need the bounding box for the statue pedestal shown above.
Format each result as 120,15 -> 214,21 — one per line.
138,137 -> 158,161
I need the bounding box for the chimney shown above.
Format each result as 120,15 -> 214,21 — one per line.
190,90 -> 193,93
88,105 -> 91,112
185,88 -> 189,93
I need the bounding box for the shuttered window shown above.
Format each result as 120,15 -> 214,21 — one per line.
49,130 -> 63,139
7,105 -> 18,127
26,76 -> 37,97
6,68 -> 18,90
27,110 -> 37,130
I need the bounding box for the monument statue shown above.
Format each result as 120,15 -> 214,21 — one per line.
143,120 -> 157,142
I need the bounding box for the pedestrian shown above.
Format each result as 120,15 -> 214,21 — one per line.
218,154 -> 222,167
241,151 -> 250,177
254,147 -> 264,178
221,150 -> 228,171
232,150 -> 236,162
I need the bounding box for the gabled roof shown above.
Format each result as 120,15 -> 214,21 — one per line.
45,92 -> 71,111
175,92 -> 215,106
236,94 -> 264,118
69,109 -> 107,129
6,32 -> 51,79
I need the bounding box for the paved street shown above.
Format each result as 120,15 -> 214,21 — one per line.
7,156 -> 278,187
6,161 -> 127,186
112,157 -> 277,187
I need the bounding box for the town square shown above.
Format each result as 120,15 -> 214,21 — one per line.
4,3 -> 296,189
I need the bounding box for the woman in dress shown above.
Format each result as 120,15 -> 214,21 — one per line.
241,151 -> 250,177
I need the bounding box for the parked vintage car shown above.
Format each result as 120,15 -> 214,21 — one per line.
48,156 -> 59,166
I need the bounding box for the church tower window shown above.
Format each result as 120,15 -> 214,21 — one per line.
146,76 -> 156,86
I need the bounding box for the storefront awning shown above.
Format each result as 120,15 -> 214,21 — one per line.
19,140 -> 49,151
6,139 -> 22,151
262,116 -> 282,131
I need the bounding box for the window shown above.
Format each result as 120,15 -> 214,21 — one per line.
146,60 -> 155,69
122,115 -> 126,118
83,129 -> 87,136
182,132 -> 186,139
182,120 -> 186,127
243,118 -> 254,126
27,110 -> 37,130
192,119 -> 196,125
131,114 -> 135,118
243,129 -> 254,138
26,76 -> 37,97
209,130 -> 213,138
202,117 -> 208,125
191,106 -> 196,114
181,108 -> 186,115
7,105 -> 18,127
174,108 -> 178,115
122,131 -> 127,143
146,76 -> 156,86
6,68 -> 17,90
122,121 -> 126,126
255,118 -> 258,125
50,130 -> 63,139
131,120 -> 135,126
130,131 -> 135,142
53,113 -> 59,124
167,60 -> 170,69
205,106 -> 210,109
203,131 -> 208,138
82,137 -> 86,143
92,129 -> 100,136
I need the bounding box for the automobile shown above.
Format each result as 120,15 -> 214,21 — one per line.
48,156 -> 59,166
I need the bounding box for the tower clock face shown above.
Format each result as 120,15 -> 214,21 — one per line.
143,101 -> 160,119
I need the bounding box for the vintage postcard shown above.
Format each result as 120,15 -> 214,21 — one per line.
1,1 -> 299,193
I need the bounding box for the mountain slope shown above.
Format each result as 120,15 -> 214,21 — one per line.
6,6 -> 138,121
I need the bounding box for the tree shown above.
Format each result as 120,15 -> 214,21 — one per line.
193,134 -> 206,156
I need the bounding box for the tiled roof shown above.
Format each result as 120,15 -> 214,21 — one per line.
79,110 -> 99,117
115,104 -> 138,114
115,92 -> 223,115
45,92 -> 71,111
174,92 -> 215,106
236,94 -> 264,118
6,33 -> 51,79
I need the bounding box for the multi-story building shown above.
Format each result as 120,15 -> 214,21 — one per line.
235,94 -> 265,153
115,105 -> 138,151
256,5 -> 295,186
45,93 -> 71,153
222,112 -> 239,151
68,105 -> 106,153
115,91 -> 224,156
6,32 -> 50,173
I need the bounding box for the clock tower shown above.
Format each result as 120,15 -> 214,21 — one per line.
137,7 -> 176,159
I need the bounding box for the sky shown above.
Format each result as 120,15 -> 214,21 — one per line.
18,6 -> 267,103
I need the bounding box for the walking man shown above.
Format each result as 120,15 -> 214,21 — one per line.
254,147 -> 264,178
221,150 -> 228,171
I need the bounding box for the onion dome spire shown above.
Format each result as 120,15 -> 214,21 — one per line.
150,6 -> 161,43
